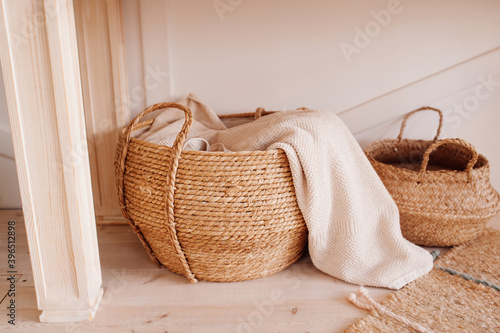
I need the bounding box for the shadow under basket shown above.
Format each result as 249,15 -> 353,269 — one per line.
115,102 -> 308,283
365,107 -> 500,247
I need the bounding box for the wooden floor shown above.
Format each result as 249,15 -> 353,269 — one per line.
0,210 -> 499,333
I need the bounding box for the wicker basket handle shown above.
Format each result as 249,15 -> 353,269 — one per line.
219,107 -> 277,120
125,102 -> 193,140
117,102 -> 197,283
419,138 -> 479,183
398,107 -> 443,142
219,107 -> 310,120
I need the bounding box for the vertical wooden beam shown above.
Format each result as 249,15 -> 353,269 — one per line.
74,0 -> 129,224
0,0 -> 103,322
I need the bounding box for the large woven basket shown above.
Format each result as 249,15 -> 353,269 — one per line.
365,107 -> 500,247
115,102 -> 308,283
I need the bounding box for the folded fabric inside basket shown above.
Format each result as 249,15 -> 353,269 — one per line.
139,93 -> 433,289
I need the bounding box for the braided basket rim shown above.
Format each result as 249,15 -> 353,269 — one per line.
130,136 -> 284,156
364,138 -> 490,180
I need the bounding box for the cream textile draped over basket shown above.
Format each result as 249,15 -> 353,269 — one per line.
115,102 -> 308,283
365,107 -> 500,246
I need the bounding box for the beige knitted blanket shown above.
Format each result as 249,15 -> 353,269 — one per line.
139,94 -> 433,289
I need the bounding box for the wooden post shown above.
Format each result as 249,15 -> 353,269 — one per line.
0,0 -> 103,322
73,0 -> 130,224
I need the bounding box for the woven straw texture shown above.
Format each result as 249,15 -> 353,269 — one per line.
365,107 -> 500,246
345,228 -> 500,333
115,102 -> 308,283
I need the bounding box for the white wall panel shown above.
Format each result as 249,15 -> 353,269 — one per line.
124,0 -> 500,114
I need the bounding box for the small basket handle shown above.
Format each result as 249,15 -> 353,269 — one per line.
398,106 -> 443,142
418,138 -> 479,183
117,102 -> 197,283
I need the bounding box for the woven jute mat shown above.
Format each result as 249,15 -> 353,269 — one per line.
345,228 -> 500,333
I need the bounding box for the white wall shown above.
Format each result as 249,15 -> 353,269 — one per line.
0,63 -> 22,208
123,0 -> 500,110
123,0 -> 500,189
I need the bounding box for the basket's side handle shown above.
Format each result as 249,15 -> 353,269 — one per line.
418,138 -> 479,183
218,106 -> 310,120
397,106 -> 443,142
219,107 -> 277,120
117,102 -> 197,283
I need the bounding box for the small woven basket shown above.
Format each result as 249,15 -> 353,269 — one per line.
365,107 -> 500,247
115,102 -> 308,283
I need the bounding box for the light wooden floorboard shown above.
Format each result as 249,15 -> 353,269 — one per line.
0,209 -> 499,332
